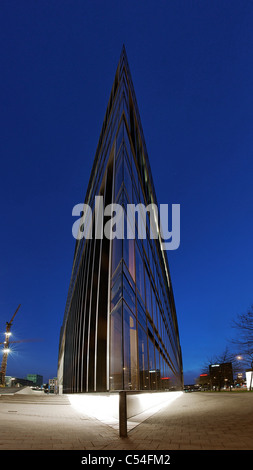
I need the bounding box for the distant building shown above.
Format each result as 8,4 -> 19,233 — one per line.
235,372 -> 244,386
4,376 -> 12,386
209,362 -> 233,390
48,377 -> 58,394
184,384 -> 200,392
5,376 -> 34,387
26,374 -> 43,387
197,373 -> 210,389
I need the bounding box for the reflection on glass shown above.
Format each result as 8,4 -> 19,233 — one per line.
111,273 -> 122,310
123,237 -> 135,282
161,360 -> 172,390
123,274 -> 135,314
124,155 -> 132,200
155,347 -> 160,385
152,290 -> 158,330
137,299 -> 146,331
148,338 -> 156,390
138,325 -> 149,390
124,129 -> 132,161
160,354 -> 164,379
114,156 -> 123,199
108,111 -> 182,392
111,238 -> 122,275
116,120 -> 125,153
123,209 -> 135,283
135,245 -> 145,301
123,303 -> 138,390
145,269 -> 152,317
110,302 -> 123,390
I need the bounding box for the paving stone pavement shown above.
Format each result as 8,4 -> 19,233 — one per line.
0,390 -> 252,450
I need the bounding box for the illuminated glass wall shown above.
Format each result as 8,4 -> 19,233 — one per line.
58,47 -> 183,393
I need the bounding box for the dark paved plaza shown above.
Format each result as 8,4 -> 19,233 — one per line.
0,389 -> 252,450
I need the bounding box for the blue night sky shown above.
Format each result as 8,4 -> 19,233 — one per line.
0,1 -> 252,384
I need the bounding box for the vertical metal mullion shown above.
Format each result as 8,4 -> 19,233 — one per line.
72,264 -> 82,392
93,236 -> 102,391
79,244 -> 88,392
80,239 -> 92,392
86,224 -> 96,391
75,255 -> 86,392
70,288 -> 76,392
106,145 -> 116,391
94,179 -> 107,392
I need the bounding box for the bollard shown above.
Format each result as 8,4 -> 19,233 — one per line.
119,391 -> 127,438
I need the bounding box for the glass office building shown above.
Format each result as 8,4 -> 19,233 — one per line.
58,47 -> 183,393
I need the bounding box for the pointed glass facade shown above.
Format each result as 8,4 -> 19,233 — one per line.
58,47 -> 183,393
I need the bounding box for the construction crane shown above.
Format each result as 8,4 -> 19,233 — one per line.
0,304 -> 21,386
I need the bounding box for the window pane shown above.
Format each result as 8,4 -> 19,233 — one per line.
148,338 -> 156,390
132,155 -> 140,194
155,347 -> 160,388
148,338 -> 155,370
160,355 -> 166,389
116,120 -> 125,152
124,155 -> 132,201
123,262 -> 135,290
110,302 -> 123,390
124,129 -> 132,162
123,274 -> 136,314
123,303 -> 138,390
111,273 -> 122,310
123,235 -> 135,282
114,156 -> 123,199
135,245 -> 145,300
164,361 -> 173,390
111,238 -> 122,275
160,355 -> 164,378
138,325 -> 149,390
152,290 -> 158,330
137,299 -> 146,331
145,269 -> 152,318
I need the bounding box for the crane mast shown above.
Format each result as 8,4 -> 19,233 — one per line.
0,305 -> 21,386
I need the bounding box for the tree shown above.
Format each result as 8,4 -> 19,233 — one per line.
231,305 -> 253,368
202,347 -> 242,373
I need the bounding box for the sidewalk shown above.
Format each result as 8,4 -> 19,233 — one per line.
0,390 -> 252,450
